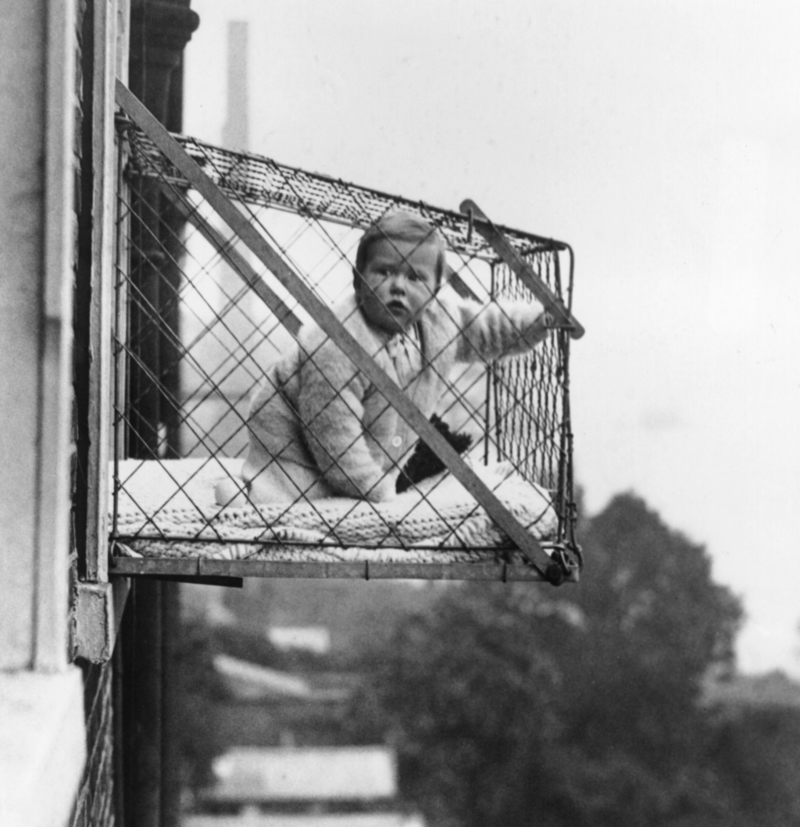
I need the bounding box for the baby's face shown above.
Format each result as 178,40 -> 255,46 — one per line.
357,238 -> 439,333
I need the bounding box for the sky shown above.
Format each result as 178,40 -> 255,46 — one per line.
183,0 -> 800,676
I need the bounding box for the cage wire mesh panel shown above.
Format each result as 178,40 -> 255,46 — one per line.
110,125 -> 578,580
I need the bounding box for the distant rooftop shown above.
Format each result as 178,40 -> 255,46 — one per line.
702,670 -> 800,710
214,655 -> 350,704
186,813 -> 425,827
268,626 -> 332,655
214,655 -> 311,701
206,746 -> 397,803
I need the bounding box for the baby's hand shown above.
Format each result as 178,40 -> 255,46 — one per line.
522,310 -> 556,346
537,311 -> 556,330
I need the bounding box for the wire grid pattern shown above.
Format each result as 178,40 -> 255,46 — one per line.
112,125 -> 576,560
490,257 -> 572,541
124,128 -> 567,260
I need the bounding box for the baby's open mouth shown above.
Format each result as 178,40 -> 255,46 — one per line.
387,301 -> 407,313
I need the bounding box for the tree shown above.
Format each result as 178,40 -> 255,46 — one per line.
346,583 -> 566,827
344,493 -> 744,827
705,705 -> 800,826
541,494 -> 744,826
174,617 -> 229,793
558,494 -> 742,771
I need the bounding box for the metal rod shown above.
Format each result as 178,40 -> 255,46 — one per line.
127,579 -> 163,827
108,555 -> 581,583
160,581 -> 181,827
460,199 -> 585,339
126,130 -> 570,258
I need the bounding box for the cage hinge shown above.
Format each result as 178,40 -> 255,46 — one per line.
543,546 -> 582,586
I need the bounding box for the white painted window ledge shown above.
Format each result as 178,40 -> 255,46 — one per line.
0,668 -> 86,827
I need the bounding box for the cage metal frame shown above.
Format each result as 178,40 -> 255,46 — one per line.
106,81 -> 582,585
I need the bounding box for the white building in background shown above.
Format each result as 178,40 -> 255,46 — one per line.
187,813 -> 425,827
207,745 -> 397,803
268,626 -> 332,655
190,745 -> 426,827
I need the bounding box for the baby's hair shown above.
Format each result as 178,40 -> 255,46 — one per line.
354,210 -> 448,288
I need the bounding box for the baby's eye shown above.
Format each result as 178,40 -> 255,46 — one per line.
407,271 -> 420,282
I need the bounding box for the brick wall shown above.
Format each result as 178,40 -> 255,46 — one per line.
70,662 -> 119,827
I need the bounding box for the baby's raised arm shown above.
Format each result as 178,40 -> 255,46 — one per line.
448,295 -> 552,364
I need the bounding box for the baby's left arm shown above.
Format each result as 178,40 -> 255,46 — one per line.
451,298 -> 552,364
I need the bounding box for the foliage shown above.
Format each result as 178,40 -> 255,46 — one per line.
224,577 -> 439,662
703,706 -> 800,826
342,493 -> 750,827
556,495 -> 743,773
174,618 -> 229,792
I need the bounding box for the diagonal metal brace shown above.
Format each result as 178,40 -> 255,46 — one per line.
116,80 -> 559,578
156,182 -> 303,336
460,199 -> 585,340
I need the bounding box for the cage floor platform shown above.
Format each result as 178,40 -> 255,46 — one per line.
109,458 -> 560,581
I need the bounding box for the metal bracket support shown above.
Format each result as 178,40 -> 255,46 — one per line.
73,577 -> 131,663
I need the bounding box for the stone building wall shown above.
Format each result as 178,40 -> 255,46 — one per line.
0,0 -> 90,824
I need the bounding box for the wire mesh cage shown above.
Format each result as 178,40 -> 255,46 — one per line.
109,99 -> 580,583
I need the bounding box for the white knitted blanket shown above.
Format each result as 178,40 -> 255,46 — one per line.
111,458 -> 556,564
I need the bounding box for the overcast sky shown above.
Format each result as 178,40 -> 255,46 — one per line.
184,0 -> 800,676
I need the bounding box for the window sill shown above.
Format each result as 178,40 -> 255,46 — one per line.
0,668 -> 86,827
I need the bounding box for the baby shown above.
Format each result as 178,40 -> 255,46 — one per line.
216,211 -> 551,506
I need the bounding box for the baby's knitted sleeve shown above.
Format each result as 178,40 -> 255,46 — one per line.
297,340 -> 396,502
451,297 -> 551,364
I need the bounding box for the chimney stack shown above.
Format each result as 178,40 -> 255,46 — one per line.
222,21 -> 249,150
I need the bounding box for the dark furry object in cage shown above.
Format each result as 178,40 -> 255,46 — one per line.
396,415 -> 473,493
